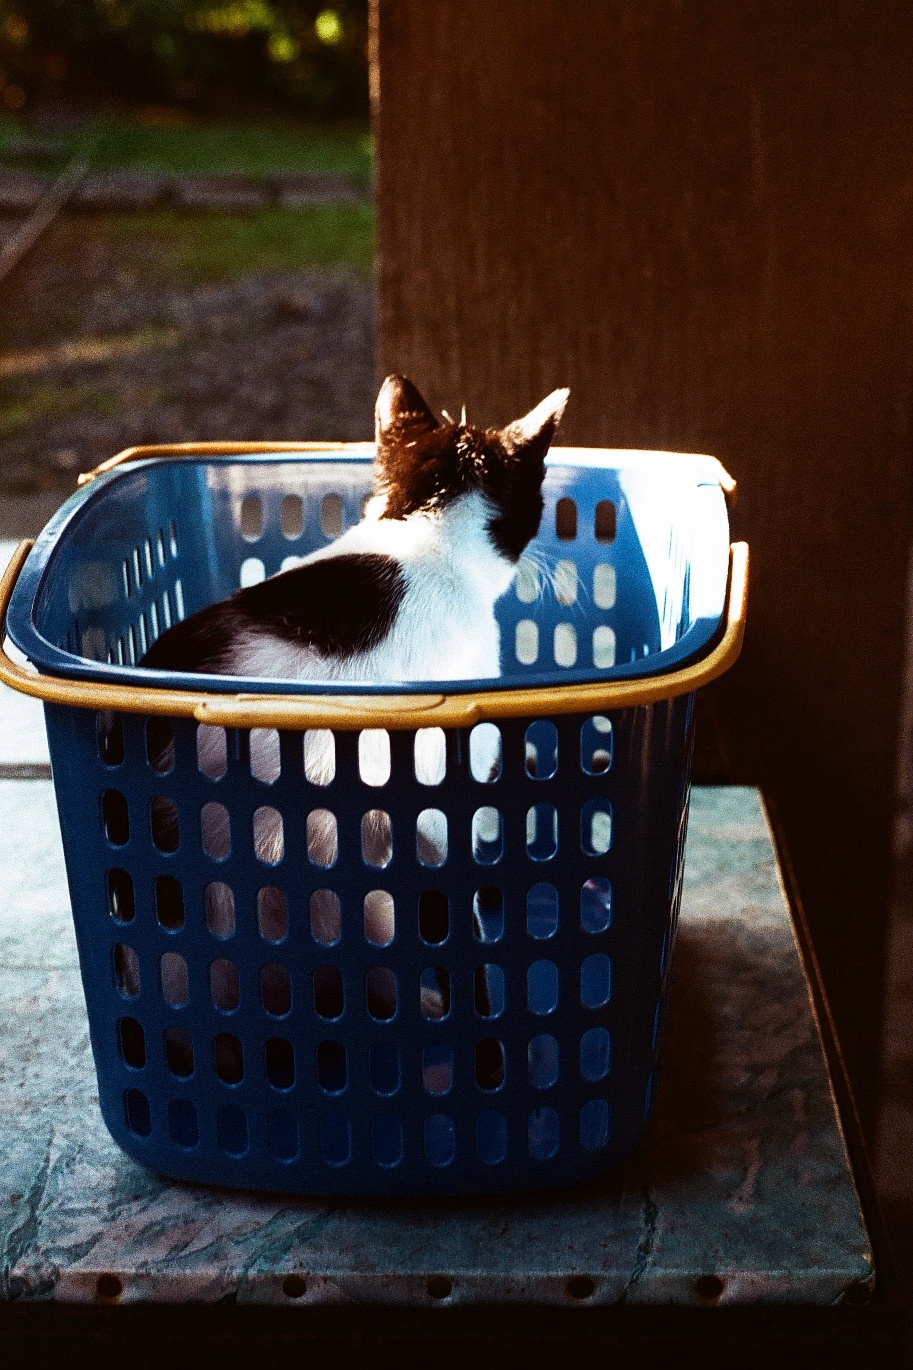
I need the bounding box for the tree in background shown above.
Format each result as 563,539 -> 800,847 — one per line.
0,1 -> 369,115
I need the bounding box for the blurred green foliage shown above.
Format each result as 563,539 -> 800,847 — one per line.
0,2 -> 369,115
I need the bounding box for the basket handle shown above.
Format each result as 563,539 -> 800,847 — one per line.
76,439 -> 374,487
0,539 -> 748,729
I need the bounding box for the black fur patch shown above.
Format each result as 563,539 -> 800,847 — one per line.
141,553 -> 406,675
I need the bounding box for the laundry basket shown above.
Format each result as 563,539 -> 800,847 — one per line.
1,441 -> 747,1197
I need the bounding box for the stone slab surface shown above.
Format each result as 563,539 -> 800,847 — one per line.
0,784 -> 871,1307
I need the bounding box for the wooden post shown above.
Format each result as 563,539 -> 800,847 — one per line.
373,0 -> 913,1135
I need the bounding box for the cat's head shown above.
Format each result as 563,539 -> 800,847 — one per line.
372,374 -> 569,562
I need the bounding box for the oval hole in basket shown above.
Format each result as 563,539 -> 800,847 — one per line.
581,953 -> 612,1009
593,626 -> 616,669
240,495 -> 263,542
310,888 -> 340,944
476,1039 -> 505,1091
317,1040 -> 347,1094
425,1114 -> 455,1167
366,967 -> 398,1021
581,877 -> 612,933
168,1099 -> 199,1149
253,806 -> 284,865
359,729 -> 391,786
525,720 -> 558,779
594,500 -> 617,543
528,959 -> 559,1015
417,809 -> 446,867
257,886 -> 287,942
214,1032 -> 243,1084
210,958 -> 239,1011
303,729 -> 335,785
117,1016 -> 145,1069
201,802 -> 230,859
321,493 -> 344,537
370,1042 -> 401,1096
146,718 -> 174,773
363,809 -> 393,867
555,497 -> 577,540
196,724 -> 227,780
113,943 -> 140,997
580,1026 -> 611,1081
160,951 -> 188,1006
165,1025 -> 194,1077
97,712 -> 124,767
554,559 -> 577,605
102,790 -> 129,846
240,558 -> 265,587
528,1033 -> 560,1089
205,882 -> 235,938
515,557 -> 539,602
250,728 -> 281,784
364,889 -> 394,945
527,803 -> 558,861
593,563 -> 616,609
307,809 -> 338,867
261,963 -> 291,1017
150,795 -> 179,853
420,966 -> 450,1020
265,1037 -> 295,1089
107,869 -> 135,923
581,799 -> 612,855
156,875 -> 185,931
280,494 -> 303,539
528,1106 -> 560,1159
476,1111 -> 508,1165
527,882 -> 559,938
581,716 -> 613,774
554,622 -> 577,668
472,807 -> 503,865
422,1044 -> 453,1096
419,889 -> 448,944
314,965 -> 344,1019
473,886 -> 504,942
414,727 -> 446,785
469,723 -> 502,782
515,619 -> 538,665
474,963 -> 505,1017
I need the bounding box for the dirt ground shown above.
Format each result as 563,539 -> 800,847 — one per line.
0,213 -> 376,536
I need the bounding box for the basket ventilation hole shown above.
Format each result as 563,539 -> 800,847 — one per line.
107,869 -> 135,923
257,885 -> 287,942
318,1116 -> 351,1167
132,547 -> 143,590
372,1116 -> 404,1168
123,1089 -> 150,1137
317,1040 -> 347,1093
102,790 -> 129,846
555,497 -> 577,541
364,889 -> 394,945
581,716 -> 613,774
265,1037 -> 294,1089
168,1099 -> 199,1148
97,712 -> 124,766
303,729 -> 335,785
527,882 -> 559,938
469,723 -> 502,782
414,727 -> 446,784
527,804 -> 558,861
127,625 -> 137,665
160,951 -> 188,1007
308,808 -> 338,867
370,1042 -> 401,1096
422,1044 -> 453,1095
201,801 -> 231,859
174,579 -> 185,619
122,557 -> 132,599
420,966 -> 450,1020
581,1027 -> 611,1081
210,958 -> 239,1011
582,800 -> 612,855
528,1033 -> 560,1089
528,960 -> 559,1015
515,556 -> 539,602
160,590 -> 172,632
473,886 -> 504,942
270,1113 -> 299,1161
358,728 -> 391,786
529,1106 -> 560,1159
581,877 -> 612,933
240,495 -> 263,542
417,809 -> 447,867
205,882 -> 235,938
593,626 -> 617,669
472,807 -> 503,865
250,728 -> 281,783
197,724 -> 227,780
362,809 -> 392,867
367,967 -> 397,1020
240,558 -> 265,588
253,806 -> 284,864
168,519 -> 179,558
476,1111 -> 508,1164
165,1025 -> 194,1077
156,875 -> 185,931
217,1105 -> 248,1156
150,794 -> 181,853
474,963 -> 505,1017
156,529 -> 167,568
145,717 -> 174,773
81,627 -> 108,662
321,493 -> 344,537
117,1017 -> 145,1068
525,720 -> 558,779
310,888 -> 340,944
594,500 -> 617,543
581,954 -> 612,1009
554,559 -> 578,605
581,1099 -> 611,1152
593,563 -> 616,609
515,619 -> 538,665
314,965 -> 344,1019
476,1039 -> 506,1091
419,889 -> 448,944
262,963 -> 291,1017
554,622 -> 577,668
214,1032 -> 243,1084
425,1114 -> 455,1167
113,943 -> 140,997
280,494 -> 303,539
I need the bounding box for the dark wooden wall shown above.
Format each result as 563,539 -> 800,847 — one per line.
372,0 -> 913,1135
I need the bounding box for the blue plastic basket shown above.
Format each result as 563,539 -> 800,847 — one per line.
1,443 -> 746,1196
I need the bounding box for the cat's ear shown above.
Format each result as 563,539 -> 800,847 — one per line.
375,374 -> 439,447
498,388 -> 570,458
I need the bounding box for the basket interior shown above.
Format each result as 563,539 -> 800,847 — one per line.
13,449 -> 730,692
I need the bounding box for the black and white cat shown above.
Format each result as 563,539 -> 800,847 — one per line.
142,374 -> 568,956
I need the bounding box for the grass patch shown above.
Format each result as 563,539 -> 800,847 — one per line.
0,382 -> 121,438
0,112 -> 372,183
104,204 -> 375,281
